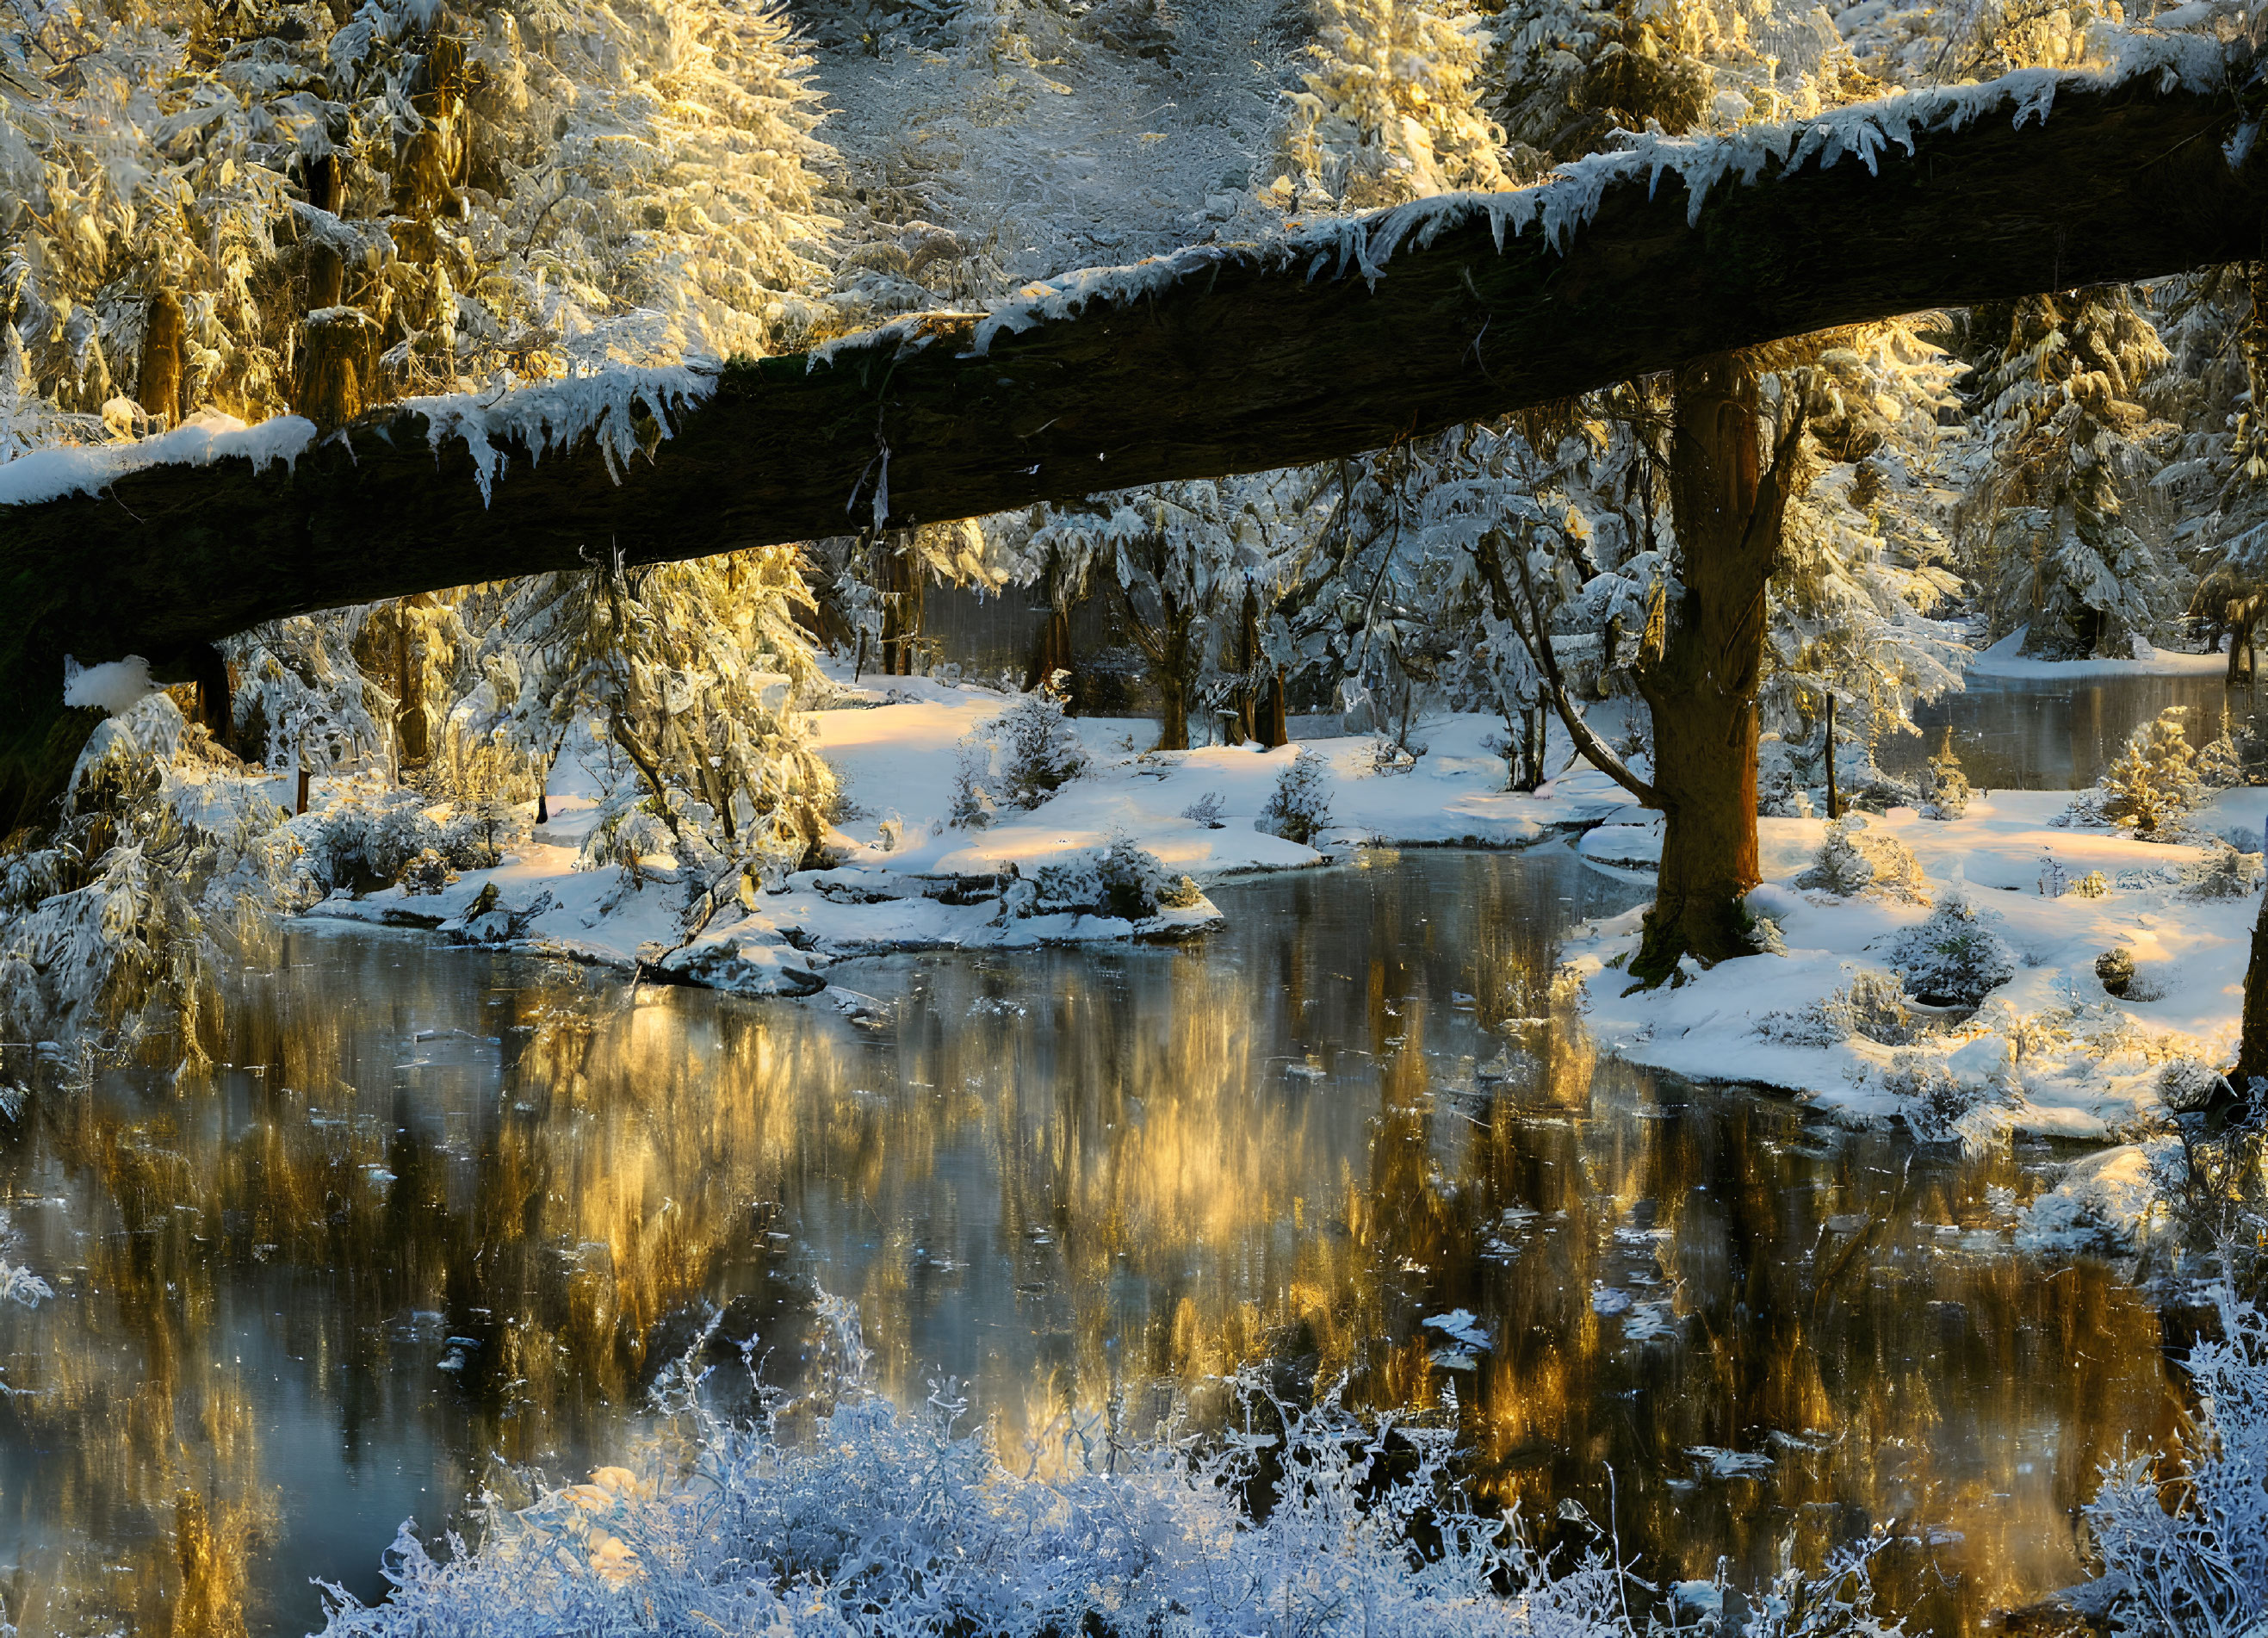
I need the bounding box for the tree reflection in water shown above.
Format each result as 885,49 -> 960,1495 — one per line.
0,851 -> 2175,1635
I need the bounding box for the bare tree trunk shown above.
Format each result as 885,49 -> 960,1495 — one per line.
1025,606 -> 1073,697
137,292 -> 186,429
1226,584 -> 1262,744
877,533 -> 925,676
2237,885 -> 2268,1089
1257,669 -> 1289,748
1157,670 -> 1190,752
186,642 -> 231,750
1629,356 -> 1801,985
1823,692 -> 1840,821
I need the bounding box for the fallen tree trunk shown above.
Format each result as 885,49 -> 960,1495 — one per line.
2,55 -> 2264,828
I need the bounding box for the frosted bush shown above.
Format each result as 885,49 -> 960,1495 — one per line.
1919,736 -> 1971,821
949,736 -> 1000,829
0,694 -> 292,1052
953,697 -> 1090,826
1180,791 -> 1228,828
2159,1058 -> 2228,1114
1791,820 -> 1927,902
2198,705 -> 2247,791
316,1299 -> 1907,1638
314,1300 -> 1635,1638
1026,837 -> 1202,921
2073,870 -> 2111,898
2082,1286 -> 2268,1637
1256,748 -> 1333,846
298,791 -> 515,893
1876,1051 -> 2007,1146
397,849 -> 458,896
578,798 -> 688,876
1755,970 -> 1913,1047
1756,738 -> 1815,819
992,695 -> 1090,809
1886,896 -> 2016,1008
2181,842 -> 2263,901
2099,707 -> 2205,837
2097,946 -> 2137,998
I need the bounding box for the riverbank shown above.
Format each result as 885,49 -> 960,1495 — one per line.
270,668 -> 2267,1254
297,675 -> 1643,993
1565,789 -> 2265,1253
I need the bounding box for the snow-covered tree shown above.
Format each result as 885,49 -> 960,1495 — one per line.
1272,0 -> 1508,208
465,547 -> 836,878
2099,705 -> 2205,837
1962,288 -> 2182,657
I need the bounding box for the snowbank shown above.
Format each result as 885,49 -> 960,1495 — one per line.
1565,791 -> 2258,1244
1967,626 -> 2228,680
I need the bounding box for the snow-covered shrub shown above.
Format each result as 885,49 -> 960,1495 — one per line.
951,697 -> 1089,826
1878,1051 -> 2007,1146
1180,791 -> 1228,828
2097,946 -> 2136,998
1756,737 -> 1814,819
1919,736 -> 1971,820
315,1294 -> 1902,1638
2073,870 -> 2111,898
1886,896 -> 2016,1008
1792,820 -> 1927,902
949,736 -> 999,829
0,695 -> 292,1052
297,791 -> 512,894
398,850 -> 458,896
2159,1058 -> 2228,1115
2100,707 -> 2205,837
2199,704 -> 2248,791
314,1299 -> 1619,1637
2182,842 -> 2263,901
579,797 -> 694,876
1756,970 -> 1914,1047
1256,749 -> 1333,846
1027,838 -> 1202,922
991,695 -> 1089,809
2082,1286 -> 2268,1637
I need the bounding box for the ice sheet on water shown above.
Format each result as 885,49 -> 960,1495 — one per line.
1422,1308 -> 1492,1350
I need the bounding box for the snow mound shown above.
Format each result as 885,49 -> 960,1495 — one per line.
62,655 -> 158,715
2017,1138 -> 2184,1254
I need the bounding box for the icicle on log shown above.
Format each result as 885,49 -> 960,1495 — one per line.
2,50 -> 2265,828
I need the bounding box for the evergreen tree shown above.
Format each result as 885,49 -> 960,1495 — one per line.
1964,288 -> 2182,657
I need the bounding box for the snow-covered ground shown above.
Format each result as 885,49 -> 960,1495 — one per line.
300,674 -> 1638,995
1967,625 -> 2231,680
1566,786 -> 2266,1253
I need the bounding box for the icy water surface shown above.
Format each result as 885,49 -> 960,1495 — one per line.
0,850 -> 2175,1636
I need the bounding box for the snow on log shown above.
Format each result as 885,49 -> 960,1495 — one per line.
0,45 -> 2265,826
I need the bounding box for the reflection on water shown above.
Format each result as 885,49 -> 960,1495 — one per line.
0,851 -> 2175,1635
1888,671 -> 2262,790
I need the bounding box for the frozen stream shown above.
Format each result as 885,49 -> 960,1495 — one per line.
0,838 -> 2176,1636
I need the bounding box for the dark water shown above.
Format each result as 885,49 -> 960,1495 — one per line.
1886,669 -> 2264,791
0,851 -> 2174,1635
